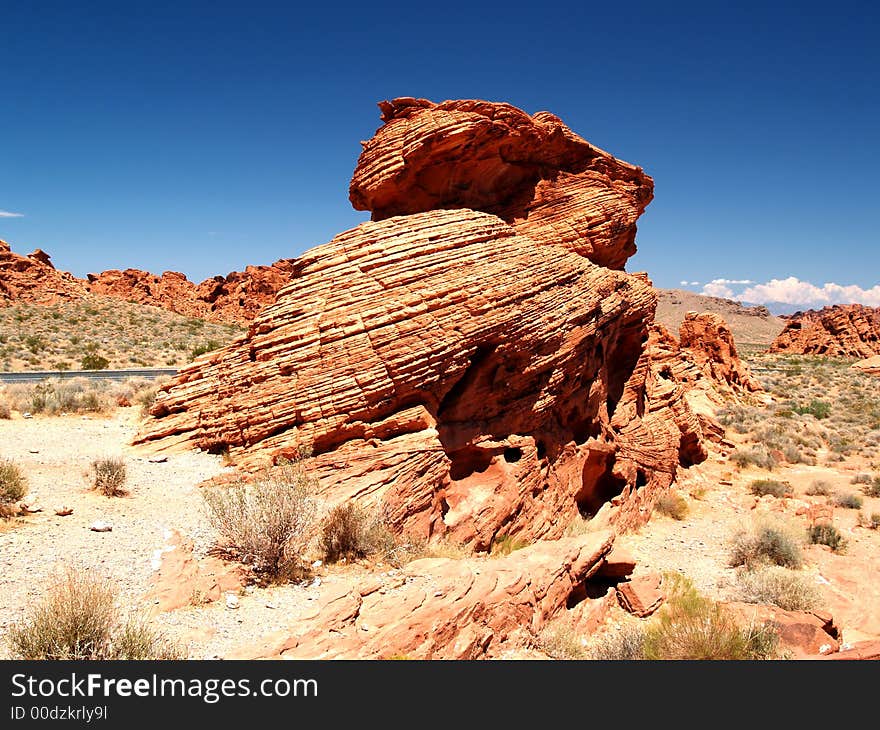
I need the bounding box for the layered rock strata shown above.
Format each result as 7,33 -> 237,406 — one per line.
136,98 -> 744,546
770,304 -> 880,359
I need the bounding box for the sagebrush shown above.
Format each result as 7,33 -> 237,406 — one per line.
202,458 -> 318,581
6,567 -> 183,660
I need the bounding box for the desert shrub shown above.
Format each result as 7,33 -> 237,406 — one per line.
81,352 -> 110,370
808,524 -> 847,552
0,402 -> 10,419
134,385 -> 159,417
857,512 -> 880,530
860,476 -> 880,498
535,619 -> 589,660
189,340 -> 221,361
805,480 -> 834,496
749,479 -> 793,498
320,502 -> 393,563
793,400 -> 831,419
6,379 -> 111,415
834,492 -> 863,510
490,533 -> 529,556
642,574 -> 778,660
6,567 -> 183,660
0,459 -> 27,508
91,458 -> 127,496
732,566 -> 821,611
655,492 -> 689,520
731,445 -> 778,470
851,473 -> 873,485
381,536 -> 471,567
202,459 -> 318,581
110,616 -> 185,660
729,524 -> 803,569
588,623 -> 646,660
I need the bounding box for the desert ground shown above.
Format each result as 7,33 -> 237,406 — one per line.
1,346 -> 878,660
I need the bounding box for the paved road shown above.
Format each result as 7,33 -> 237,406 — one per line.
0,368 -> 178,384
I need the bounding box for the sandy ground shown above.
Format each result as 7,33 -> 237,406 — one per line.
1,408 -> 878,659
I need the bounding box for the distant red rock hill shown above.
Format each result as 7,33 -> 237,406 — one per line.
0,238 -> 294,324
770,304 -> 880,358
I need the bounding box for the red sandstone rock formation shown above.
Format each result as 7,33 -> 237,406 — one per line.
679,312 -> 762,392
770,304 -> 880,358
0,239 -> 86,305
135,98 -> 721,548
1,238 -> 293,324
349,97 -> 653,270
227,532 -> 613,659
85,260 -> 295,324
852,355 -> 880,376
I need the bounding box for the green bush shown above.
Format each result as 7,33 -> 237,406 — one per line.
189,340 -> 221,361
793,400 -> 831,419
642,574 -> 778,660
0,459 -> 27,509
81,352 -> 110,370
808,524 -> 846,552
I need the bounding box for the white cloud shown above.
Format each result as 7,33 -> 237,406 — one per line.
680,280 -> 702,287
701,281 -> 735,298
740,277 -> 880,308
698,276 -> 880,307
0,210 -> 24,218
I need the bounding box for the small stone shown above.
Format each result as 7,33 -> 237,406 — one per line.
311,577 -> 322,588
311,560 -> 323,568
54,506 -> 73,517
148,456 -> 168,463
28,449 -> 39,454
225,594 -> 240,610
89,521 -> 113,533
23,412 -> 32,419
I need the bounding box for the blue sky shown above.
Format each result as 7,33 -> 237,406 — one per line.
1,1 -> 878,308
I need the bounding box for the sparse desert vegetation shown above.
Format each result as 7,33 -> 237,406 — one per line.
731,566 -> 821,611
91,457 -> 127,497
724,353 -> 880,467
585,574 -> 780,661
0,376 -> 167,417
0,296 -> 242,371
319,502 -> 394,563
0,458 -> 27,516
640,574 -> 779,660
201,459 -> 319,582
654,492 -> 689,520
6,566 -> 183,660
729,520 -> 804,569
